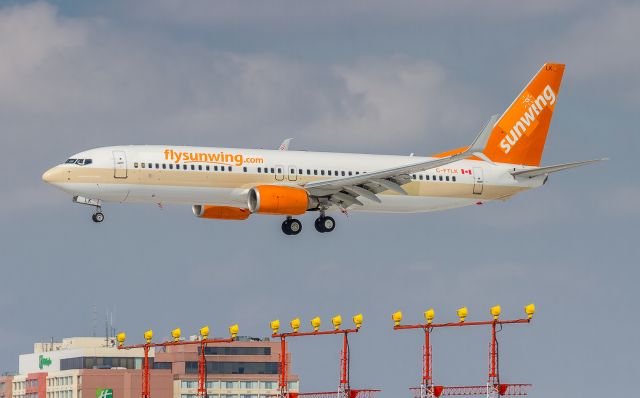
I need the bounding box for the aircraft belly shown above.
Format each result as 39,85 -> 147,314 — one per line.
351,195 -> 479,213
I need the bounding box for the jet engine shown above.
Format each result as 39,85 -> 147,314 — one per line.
247,185 -> 311,215
192,205 -> 251,220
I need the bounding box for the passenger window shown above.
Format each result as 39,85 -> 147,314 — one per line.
134,163 -> 139,168
141,163 -> 146,168
446,176 -> 450,181
221,166 -> 225,171
258,167 -> 262,173
162,164 -> 166,169
169,164 -> 173,169
155,163 -> 159,169
214,166 -> 218,171
356,171 -> 360,175
299,169 -> 303,175
228,166 -> 232,172
307,169 -> 311,175
277,168 -> 282,173
148,163 -> 152,168
439,176 -> 443,181
270,168 -> 274,173
314,170 -> 318,175
348,171 -> 352,176
335,170 -> 338,175
452,176 -> 456,182
190,165 -> 195,170
206,165 -> 209,171
244,167 -> 248,172
426,175 -> 429,180
342,171 -> 345,176
321,170 -> 325,175
419,175 -> 423,180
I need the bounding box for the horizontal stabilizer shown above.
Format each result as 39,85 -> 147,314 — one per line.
511,158 -> 607,178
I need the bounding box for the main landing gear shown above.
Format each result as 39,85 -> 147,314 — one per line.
314,215 -> 335,233
282,217 -> 302,235
281,213 -> 336,235
73,196 -> 105,223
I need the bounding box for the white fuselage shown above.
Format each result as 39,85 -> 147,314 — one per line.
42,145 -> 545,213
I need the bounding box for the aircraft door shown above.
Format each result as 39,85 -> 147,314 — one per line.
473,167 -> 483,194
113,151 -> 128,179
275,165 -> 285,181
287,165 -> 298,181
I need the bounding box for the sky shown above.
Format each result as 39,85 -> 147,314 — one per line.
0,1 -> 638,397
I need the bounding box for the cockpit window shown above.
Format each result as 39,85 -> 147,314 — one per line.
68,159 -> 93,166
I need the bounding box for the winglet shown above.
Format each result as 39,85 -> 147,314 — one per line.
468,114 -> 500,153
279,138 -> 293,151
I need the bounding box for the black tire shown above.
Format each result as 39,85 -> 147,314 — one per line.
314,217 -> 325,233
289,219 -> 302,235
281,220 -> 292,235
93,212 -> 104,223
322,216 -> 335,232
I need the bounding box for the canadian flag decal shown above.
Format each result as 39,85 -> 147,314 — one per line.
460,169 -> 472,175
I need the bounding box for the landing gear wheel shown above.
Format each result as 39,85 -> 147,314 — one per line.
281,218 -> 302,235
92,212 -> 104,223
314,216 -> 335,233
321,216 -> 335,232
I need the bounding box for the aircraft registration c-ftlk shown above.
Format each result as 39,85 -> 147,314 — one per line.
43,63 -> 604,235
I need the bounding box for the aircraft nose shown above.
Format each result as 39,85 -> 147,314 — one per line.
42,167 -> 62,183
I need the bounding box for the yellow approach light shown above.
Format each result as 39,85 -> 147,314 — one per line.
270,320 -> 281,335
229,324 -> 239,339
424,309 -> 435,325
525,303 -> 536,319
171,328 -> 181,342
117,332 -> 126,347
490,305 -> 501,320
290,318 -> 301,333
457,307 -> 468,323
332,315 -> 342,330
392,311 -> 403,327
353,313 -> 363,329
144,330 -> 153,343
311,317 -> 321,332
200,326 -> 210,340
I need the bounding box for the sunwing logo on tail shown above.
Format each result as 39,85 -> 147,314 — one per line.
499,85 -> 556,154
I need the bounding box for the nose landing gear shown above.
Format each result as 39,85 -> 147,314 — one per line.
73,196 -> 105,223
91,211 -> 105,223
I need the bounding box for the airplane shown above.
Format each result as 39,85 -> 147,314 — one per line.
43,63 -> 604,235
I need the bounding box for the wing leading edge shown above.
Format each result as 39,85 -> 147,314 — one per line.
303,115 -> 500,206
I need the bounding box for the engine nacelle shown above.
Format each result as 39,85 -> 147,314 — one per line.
192,205 -> 251,220
248,185 -> 310,215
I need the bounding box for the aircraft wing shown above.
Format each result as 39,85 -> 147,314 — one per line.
303,115 -> 499,207
510,158 -> 607,179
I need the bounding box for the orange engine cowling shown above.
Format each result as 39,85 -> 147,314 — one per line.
248,185 -> 309,215
192,205 -> 251,220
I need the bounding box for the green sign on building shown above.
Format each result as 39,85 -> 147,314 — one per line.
38,355 -> 52,370
96,389 -> 113,398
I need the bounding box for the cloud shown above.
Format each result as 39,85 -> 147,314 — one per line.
0,2 -> 483,212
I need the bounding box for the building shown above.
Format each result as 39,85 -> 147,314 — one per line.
5,337 -> 298,398
154,337 -> 299,398
1,374 -> 14,398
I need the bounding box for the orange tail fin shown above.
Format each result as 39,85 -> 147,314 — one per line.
483,63 -> 565,166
